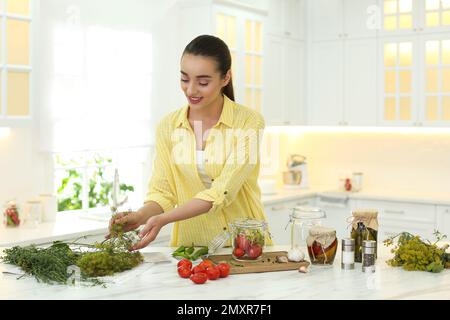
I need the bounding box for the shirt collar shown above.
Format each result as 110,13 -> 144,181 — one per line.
176,94 -> 234,129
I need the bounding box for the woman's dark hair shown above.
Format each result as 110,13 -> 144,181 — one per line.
183,35 -> 235,101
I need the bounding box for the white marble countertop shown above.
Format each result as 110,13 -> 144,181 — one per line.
1,245 -> 449,300
1,187 -> 449,248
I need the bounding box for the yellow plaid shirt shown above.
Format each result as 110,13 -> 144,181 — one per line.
145,95 -> 271,247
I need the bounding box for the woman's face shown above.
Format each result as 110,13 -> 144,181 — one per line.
180,53 -> 230,110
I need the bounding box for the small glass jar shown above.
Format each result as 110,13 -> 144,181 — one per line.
3,201 -> 21,227
341,238 -> 355,270
306,226 -> 338,265
24,200 -> 42,227
229,218 -> 267,262
287,206 -> 326,250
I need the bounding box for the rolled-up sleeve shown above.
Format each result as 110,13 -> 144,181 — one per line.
144,123 -> 176,212
194,114 -> 265,212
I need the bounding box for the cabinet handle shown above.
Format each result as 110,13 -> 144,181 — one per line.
271,205 -> 286,211
284,121 -> 291,125
384,209 -> 405,215
285,31 -> 291,36
296,201 -> 309,207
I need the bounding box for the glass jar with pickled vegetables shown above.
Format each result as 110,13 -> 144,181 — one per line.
306,226 -> 338,265
3,201 -> 21,227
229,219 -> 268,261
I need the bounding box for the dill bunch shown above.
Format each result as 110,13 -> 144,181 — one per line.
384,230 -> 449,273
1,229 -> 144,285
2,241 -> 81,284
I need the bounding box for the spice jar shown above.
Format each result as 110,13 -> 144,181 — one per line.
341,238 -> 355,270
287,206 -> 326,250
306,226 -> 338,265
3,201 -> 21,227
362,240 -> 376,273
229,218 -> 268,261
350,210 -> 378,262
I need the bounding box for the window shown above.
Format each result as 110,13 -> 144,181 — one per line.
54,149 -> 148,214
43,21 -> 154,214
0,0 -> 32,118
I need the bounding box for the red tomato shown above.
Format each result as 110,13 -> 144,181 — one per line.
199,259 -> 214,269
205,266 -> 220,280
192,264 -> 207,274
190,272 -> 208,284
217,263 -> 231,278
177,259 -> 192,270
177,266 -> 192,278
247,244 -> 262,259
235,234 -> 250,251
233,247 -> 245,258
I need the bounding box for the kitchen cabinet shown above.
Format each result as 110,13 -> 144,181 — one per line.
381,0 -> 450,36
0,0 -> 35,126
263,35 -> 305,125
267,0 -> 305,40
264,197 -> 316,246
437,206 -> 450,237
379,34 -> 450,127
175,0 -> 267,112
308,0 -> 378,42
308,39 -> 377,126
355,199 -> 437,240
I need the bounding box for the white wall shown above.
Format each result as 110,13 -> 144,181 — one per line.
262,129 -> 450,196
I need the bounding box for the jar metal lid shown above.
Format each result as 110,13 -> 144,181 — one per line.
362,240 -> 377,248
291,206 -> 326,220
230,218 -> 267,229
342,238 -> 355,246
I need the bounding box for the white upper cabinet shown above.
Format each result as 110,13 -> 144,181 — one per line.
310,0 -> 343,42
344,39 -> 378,126
420,0 -> 450,33
267,0 -> 305,40
309,0 -> 378,42
263,36 -> 305,125
309,39 -> 377,126
343,0 -> 379,39
309,41 -> 344,125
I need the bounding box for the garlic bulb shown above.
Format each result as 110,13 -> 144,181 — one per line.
288,248 -> 305,262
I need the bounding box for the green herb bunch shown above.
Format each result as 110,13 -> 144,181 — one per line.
2,241 -> 80,284
384,230 -> 450,273
1,226 -> 144,286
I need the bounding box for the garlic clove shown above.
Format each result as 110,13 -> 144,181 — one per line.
298,265 -> 308,273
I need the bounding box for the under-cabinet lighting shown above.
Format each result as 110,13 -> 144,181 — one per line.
0,127 -> 11,140
266,126 -> 450,135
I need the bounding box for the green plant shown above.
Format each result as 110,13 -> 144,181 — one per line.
384,230 -> 449,273
56,154 -> 134,212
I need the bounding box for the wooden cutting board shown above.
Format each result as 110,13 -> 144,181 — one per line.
207,251 -> 310,274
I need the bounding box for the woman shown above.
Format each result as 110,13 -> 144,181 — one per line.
109,35 -> 269,250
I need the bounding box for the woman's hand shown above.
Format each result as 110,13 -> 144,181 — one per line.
129,215 -> 166,251
106,211 -> 146,239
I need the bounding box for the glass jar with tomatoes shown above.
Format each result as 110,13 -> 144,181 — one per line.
306,226 -> 337,265
229,219 -> 267,262
3,201 -> 21,227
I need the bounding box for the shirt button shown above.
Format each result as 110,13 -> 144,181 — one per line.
224,191 -> 228,195
205,159 -> 208,163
